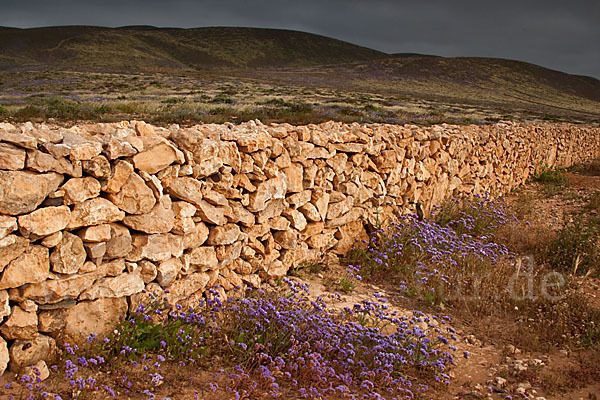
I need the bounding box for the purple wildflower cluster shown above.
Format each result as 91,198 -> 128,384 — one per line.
1,282 -> 458,400
351,196 -> 514,302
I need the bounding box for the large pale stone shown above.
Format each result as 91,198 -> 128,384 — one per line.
0,142 -> 26,170
284,163 -> 304,193
183,222 -> 209,249
207,224 -> 241,245
123,195 -> 175,233
0,234 -> 28,272
67,198 -> 125,229
9,335 -> 57,373
0,130 -> 37,149
50,232 -> 86,274
312,191 -> 329,222
164,272 -> 210,306
78,224 -> 111,242
157,257 -> 181,287
257,198 -> 287,224
138,260 -> 158,283
133,142 -> 179,174
103,138 -> 138,160
325,207 -> 364,228
0,337 -> 8,375
187,246 -> 219,271
105,223 -> 132,259
40,231 -> 62,248
26,150 -> 80,176
0,305 -> 38,339
299,202 -> 321,222
248,175 -> 287,212
0,171 -> 63,215
332,220 -> 368,255
128,233 -> 172,262
61,177 -> 101,205
306,231 -> 337,250
84,242 -> 106,261
203,190 -> 228,207
326,197 -> 354,220
273,230 -> 298,250
18,273 -> 98,304
282,209 -> 307,231
18,206 -> 71,238
82,155 -> 111,179
63,297 -> 128,343
0,290 -> 9,317
196,200 -> 227,225
79,273 -> 144,300
0,246 -> 49,290
0,215 -> 17,240
108,172 -> 156,214
167,177 -> 204,206
227,201 -> 255,227
103,160 -> 134,194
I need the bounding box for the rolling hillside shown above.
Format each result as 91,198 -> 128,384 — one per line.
0,25 -> 599,123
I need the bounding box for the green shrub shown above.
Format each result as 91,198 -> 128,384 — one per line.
546,218 -> 599,275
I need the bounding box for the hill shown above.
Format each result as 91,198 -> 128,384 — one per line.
0,26 -> 388,71
0,25 -> 599,124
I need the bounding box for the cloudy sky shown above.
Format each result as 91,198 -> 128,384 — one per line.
1,0 -> 599,79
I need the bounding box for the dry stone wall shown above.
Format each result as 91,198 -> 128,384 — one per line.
0,119 -> 599,374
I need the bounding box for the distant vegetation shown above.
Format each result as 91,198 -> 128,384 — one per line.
0,26 -> 599,125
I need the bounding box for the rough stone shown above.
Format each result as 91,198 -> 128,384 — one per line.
26,149 -> 80,176
187,246 -> 219,271
157,257 -> 181,287
107,172 -> 156,215
164,272 -> 210,306
299,202 -> 321,222
207,224 -> 241,245
0,305 -> 38,339
103,160 -> 134,194
18,272 -> 98,305
167,177 -> 204,206
63,297 -> 128,343
78,224 -> 111,242
0,130 -> 37,149
138,260 -> 158,283
79,272 -> 145,300
0,337 -> 7,375
123,195 -> 175,233
0,216 -> 17,240
49,232 -> 86,274
82,155 -> 111,179
0,290 -> 9,318
133,142 -> 180,174
18,206 -> 71,238
0,142 -> 26,170
0,234 -> 28,272
0,171 -> 63,215
128,233 -> 172,262
195,200 -> 227,225
40,231 -> 62,248
105,223 -> 132,259
61,177 -> 101,205
68,198 -> 125,229
0,245 -> 49,290
248,175 -> 287,212
9,335 -> 57,373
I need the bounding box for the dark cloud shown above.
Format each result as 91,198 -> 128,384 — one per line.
1,0 -> 599,78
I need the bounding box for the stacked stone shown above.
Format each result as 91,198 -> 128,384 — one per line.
0,119 -> 599,375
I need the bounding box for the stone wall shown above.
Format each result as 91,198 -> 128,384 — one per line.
0,119 -> 598,374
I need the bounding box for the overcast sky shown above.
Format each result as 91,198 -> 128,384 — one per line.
1,0 -> 599,79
